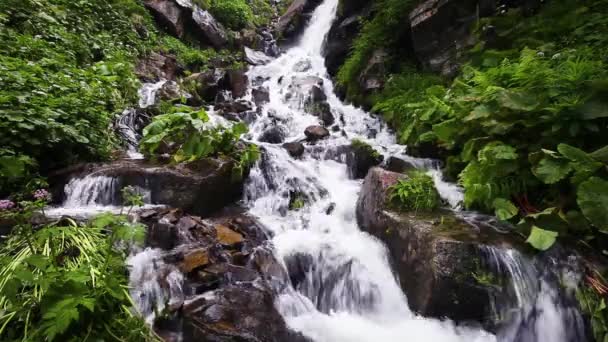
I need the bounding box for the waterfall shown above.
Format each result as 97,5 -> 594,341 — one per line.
240,0 -> 586,341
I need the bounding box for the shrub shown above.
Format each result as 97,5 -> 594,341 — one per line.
388,171 -> 441,212
0,0 -> 156,193
0,203 -> 155,341
208,0 -> 253,30
140,105 -> 259,179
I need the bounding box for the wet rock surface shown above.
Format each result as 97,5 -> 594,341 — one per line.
275,0 -> 324,43
50,158 -> 244,217
356,167 -> 519,329
136,52 -> 183,82
136,208 -> 309,342
304,125 -> 330,142
283,142 -> 305,158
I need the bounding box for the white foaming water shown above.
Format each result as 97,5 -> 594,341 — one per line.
46,175 -> 157,218
138,80 -> 167,108
127,248 -> 185,324
117,108 -> 145,160
242,0 -> 493,340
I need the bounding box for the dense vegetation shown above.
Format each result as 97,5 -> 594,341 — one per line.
340,0 -> 608,253
140,104 -> 260,179
0,0 -> 273,340
0,193 -> 156,341
0,0 -> 274,197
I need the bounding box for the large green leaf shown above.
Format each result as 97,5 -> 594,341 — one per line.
464,104 -> 492,121
590,145 -> 608,164
526,226 -> 558,251
577,177 -> 608,232
432,118 -> 460,142
493,198 -> 519,220
532,155 -> 572,184
497,90 -> 539,111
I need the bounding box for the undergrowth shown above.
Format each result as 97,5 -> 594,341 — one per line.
388,171 -> 440,212
0,195 -> 157,341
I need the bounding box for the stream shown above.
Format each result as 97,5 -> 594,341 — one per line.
49,0 -> 588,340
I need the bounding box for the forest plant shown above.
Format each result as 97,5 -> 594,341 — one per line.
0,203 -> 155,341
140,105 -> 259,177
388,171 -> 441,212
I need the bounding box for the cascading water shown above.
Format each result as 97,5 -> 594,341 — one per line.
240,0 -> 586,341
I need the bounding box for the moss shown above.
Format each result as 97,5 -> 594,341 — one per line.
351,138 -> 382,159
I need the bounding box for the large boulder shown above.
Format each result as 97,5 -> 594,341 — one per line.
275,0 -> 323,43
184,69 -> 227,104
347,140 -> 384,179
144,0 -> 186,38
409,0 -> 481,77
135,52 -> 183,82
50,158 -> 244,217
325,14 -> 365,76
191,7 -> 229,48
304,125 -> 330,142
356,167 -> 517,328
221,68 -> 249,99
358,49 -> 388,93
134,208 -> 308,342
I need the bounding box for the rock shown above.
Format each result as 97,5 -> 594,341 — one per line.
51,158 -> 244,217
221,68 -> 249,98
215,224 -> 244,247
346,140 -> 384,179
276,0 -> 324,43
244,46 -> 273,66
191,7 -> 228,48
409,0 -> 481,77
252,87 -> 270,105
182,284 -> 309,342
310,85 -> 327,102
180,248 -> 210,273
283,142 -> 305,158
260,127 -> 286,144
385,156 -> 416,173
135,52 -> 182,82
359,49 -> 388,93
356,167 -> 513,328
144,0 -> 186,38
307,102 -> 335,126
216,99 -> 253,113
304,125 -> 330,142
185,69 -> 226,103
325,14 -> 365,76
157,80 -> 186,103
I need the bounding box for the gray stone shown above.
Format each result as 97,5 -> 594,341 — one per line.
356,167 -> 511,327
304,125 -> 330,142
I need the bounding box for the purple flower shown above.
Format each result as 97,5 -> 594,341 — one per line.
0,199 -> 15,210
33,189 -> 52,202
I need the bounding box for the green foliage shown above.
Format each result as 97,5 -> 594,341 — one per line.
388,171 -> 441,212
0,204 -> 154,341
0,0 -> 156,193
159,36 -> 237,70
525,226 -> 558,251
208,0 -> 253,30
351,139 -> 381,159
577,274 -> 608,342
140,105 -> 259,177
369,0 -> 608,250
337,0 -> 416,99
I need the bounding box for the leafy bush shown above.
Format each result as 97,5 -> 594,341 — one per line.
159,36 -> 238,70
371,0 -> 608,251
140,105 -> 259,179
208,0 -> 253,31
336,0 -> 416,100
0,0 -> 156,193
388,171 -> 441,212
0,204 -> 155,341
